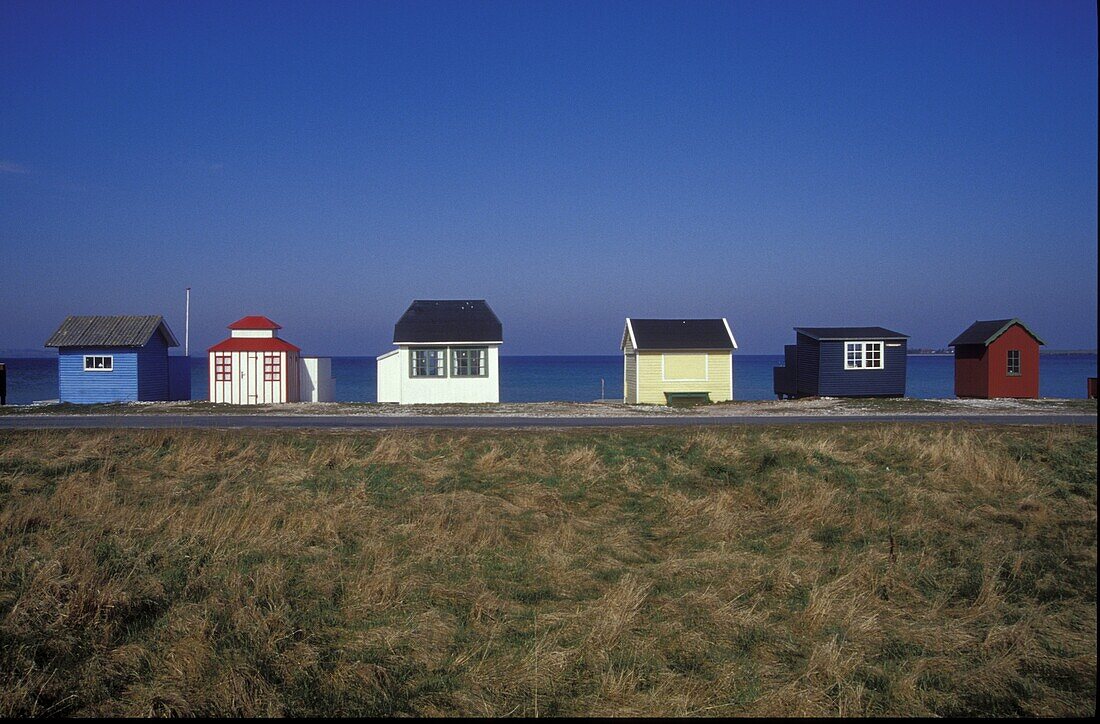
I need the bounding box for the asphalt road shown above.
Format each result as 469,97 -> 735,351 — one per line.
0,414 -> 1095,429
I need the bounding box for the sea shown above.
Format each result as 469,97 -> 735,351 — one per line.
2,354 -> 1096,405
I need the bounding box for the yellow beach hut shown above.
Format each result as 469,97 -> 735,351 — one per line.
622,318 -> 737,405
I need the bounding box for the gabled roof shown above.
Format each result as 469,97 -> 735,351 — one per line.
208,337 -> 300,353
795,326 -> 908,341
624,318 -> 737,350
949,319 -> 1045,347
45,315 -> 179,348
393,300 -> 502,344
228,315 -> 282,330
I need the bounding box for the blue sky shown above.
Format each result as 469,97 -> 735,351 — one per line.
1,0 -> 1096,355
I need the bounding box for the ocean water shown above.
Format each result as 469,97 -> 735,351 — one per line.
2,354 -> 1096,405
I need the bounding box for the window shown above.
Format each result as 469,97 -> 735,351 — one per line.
663,353 -> 708,381
263,353 -> 281,382
83,355 -> 113,371
410,348 -> 445,377
844,341 -> 884,370
214,353 -> 232,381
452,348 -> 487,377
1007,349 -> 1021,376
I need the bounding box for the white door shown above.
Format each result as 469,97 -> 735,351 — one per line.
246,352 -> 260,404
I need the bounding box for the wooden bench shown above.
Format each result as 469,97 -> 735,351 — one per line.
664,391 -> 711,407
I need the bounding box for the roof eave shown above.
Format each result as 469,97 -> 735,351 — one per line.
394,339 -> 503,345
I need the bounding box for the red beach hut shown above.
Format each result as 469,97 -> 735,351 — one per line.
949,319 -> 1044,399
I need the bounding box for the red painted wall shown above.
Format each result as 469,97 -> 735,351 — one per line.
986,325 -> 1040,398
955,324 -> 1041,398
954,344 -> 988,397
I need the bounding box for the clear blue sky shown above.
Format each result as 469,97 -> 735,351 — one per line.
2,0 -> 1096,355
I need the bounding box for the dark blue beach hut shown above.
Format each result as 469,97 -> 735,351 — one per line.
773,327 -> 908,399
45,315 -> 190,403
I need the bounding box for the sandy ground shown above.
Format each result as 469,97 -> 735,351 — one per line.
3,397 -> 1096,417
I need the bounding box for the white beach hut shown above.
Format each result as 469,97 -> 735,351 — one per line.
208,315 -> 333,404
376,300 -> 502,404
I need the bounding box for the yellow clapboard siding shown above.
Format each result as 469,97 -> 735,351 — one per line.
635,351 -> 732,404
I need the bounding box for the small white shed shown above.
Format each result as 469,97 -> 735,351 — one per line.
299,357 -> 334,402
376,300 -> 502,404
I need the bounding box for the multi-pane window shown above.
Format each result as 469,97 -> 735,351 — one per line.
83,355 -> 113,371
214,353 -> 232,381
263,353 -> 281,382
410,348 -> 445,377
1007,349 -> 1021,376
452,348 -> 487,377
844,341 -> 884,370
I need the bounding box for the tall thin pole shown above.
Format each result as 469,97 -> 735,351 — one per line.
185,287 -> 191,357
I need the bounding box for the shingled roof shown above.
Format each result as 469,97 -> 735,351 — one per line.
795,327 -> 908,341
949,319 -> 1045,347
393,300 -> 503,344
45,315 -> 179,348
625,319 -> 737,350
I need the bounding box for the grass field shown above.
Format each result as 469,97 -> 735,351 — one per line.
0,425 -> 1095,716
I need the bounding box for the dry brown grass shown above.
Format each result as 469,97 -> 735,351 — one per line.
0,425 -> 1095,716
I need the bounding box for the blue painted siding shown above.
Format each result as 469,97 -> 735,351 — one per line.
168,356 -> 191,401
59,348 -> 139,403
137,336 -> 169,400
58,339 -> 175,403
817,339 -> 907,397
795,333 -> 820,396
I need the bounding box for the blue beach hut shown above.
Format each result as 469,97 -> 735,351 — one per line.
773,326 -> 909,399
45,315 -> 190,403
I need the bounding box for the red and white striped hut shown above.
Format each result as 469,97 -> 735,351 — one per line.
208,316 -> 301,404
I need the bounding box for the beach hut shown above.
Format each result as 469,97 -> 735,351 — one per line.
45,315 -> 189,403
208,315 -> 333,404
622,318 -> 737,405
376,300 -> 502,404
773,327 -> 908,399
949,319 -> 1044,399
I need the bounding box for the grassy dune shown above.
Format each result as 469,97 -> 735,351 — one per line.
0,426 -> 1095,716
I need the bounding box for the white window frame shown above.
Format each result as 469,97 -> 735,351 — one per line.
843,341 -> 884,370
410,348 -> 446,378
83,355 -> 114,372
1006,349 -> 1021,376
451,347 -> 488,377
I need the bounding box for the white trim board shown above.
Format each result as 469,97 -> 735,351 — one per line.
722,318 -> 738,349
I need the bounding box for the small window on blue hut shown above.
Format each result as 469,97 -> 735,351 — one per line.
83,355 -> 113,371
844,342 -> 884,370
1007,349 -> 1021,376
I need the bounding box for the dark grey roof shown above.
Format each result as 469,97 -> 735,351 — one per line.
949,319 -> 1044,347
45,315 -> 179,348
393,300 -> 502,344
795,326 -> 908,341
627,319 -> 736,350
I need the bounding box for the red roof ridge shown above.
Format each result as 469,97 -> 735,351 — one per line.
228,315 -> 282,330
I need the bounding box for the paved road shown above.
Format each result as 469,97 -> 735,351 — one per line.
0,414 -> 1095,429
